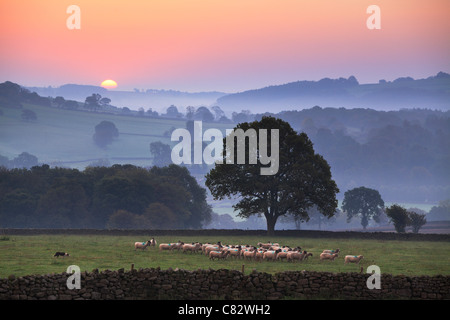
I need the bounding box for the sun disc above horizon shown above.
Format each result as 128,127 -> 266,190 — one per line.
101,79 -> 118,89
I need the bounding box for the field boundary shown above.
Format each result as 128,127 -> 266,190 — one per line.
1,268 -> 449,300
2,228 -> 449,242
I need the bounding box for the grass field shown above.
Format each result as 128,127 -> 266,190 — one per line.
1,234 -> 449,279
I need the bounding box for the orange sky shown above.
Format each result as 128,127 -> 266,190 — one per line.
0,0 -> 449,92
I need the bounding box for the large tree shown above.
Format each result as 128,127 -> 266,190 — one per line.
341,186 -> 384,229
205,116 -> 339,235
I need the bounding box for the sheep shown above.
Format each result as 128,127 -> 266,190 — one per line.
242,247 -> 257,260
159,241 -> 184,251
150,238 -> 157,247
203,242 -> 223,255
209,250 -> 230,261
322,248 -> 340,254
319,252 -> 339,261
255,249 -> 265,262
204,244 -> 222,256
226,246 -> 242,259
263,249 -> 281,261
276,250 -> 291,261
243,250 -> 257,261
258,242 -> 279,249
286,250 -> 310,262
303,252 -> 313,260
344,255 -> 364,264
202,243 -> 213,254
135,240 -> 152,250
271,245 -> 292,251
286,250 -> 304,262
182,242 -> 202,253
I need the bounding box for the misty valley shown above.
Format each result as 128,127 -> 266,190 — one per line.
0,77 -> 449,231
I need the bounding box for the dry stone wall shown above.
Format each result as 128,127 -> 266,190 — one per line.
4,228 -> 450,242
1,268 -> 449,300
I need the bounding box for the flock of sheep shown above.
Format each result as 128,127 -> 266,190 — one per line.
134,239 -> 364,265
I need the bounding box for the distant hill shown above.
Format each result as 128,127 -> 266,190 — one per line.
216,72 -> 450,112
26,84 -> 227,112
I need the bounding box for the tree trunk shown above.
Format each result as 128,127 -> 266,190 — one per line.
265,215 -> 276,236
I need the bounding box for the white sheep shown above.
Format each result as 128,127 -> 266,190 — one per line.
226,246 -> 242,259
159,241 -> 184,251
204,245 -> 222,256
263,249 -> 281,261
286,250 -> 311,262
255,249 -> 265,262
322,248 -> 340,254
182,242 -> 202,253
276,250 -> 291,261
209,250 -> 230,260
319,252 -> 339,261
244,250 -> 257,260
134,240 -> 151,250
303,252 -> 313,260
286,251 -> 303,262
258,242 -> 279,249
344,255 -> 364,264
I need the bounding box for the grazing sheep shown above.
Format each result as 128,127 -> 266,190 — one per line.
209,250 -> 230,261
276,250 -> 291,261
286,250 -> 310,262
54,252 -> 69,258
319,252 -> 339,261
258,242 -> 279,249
203,242 -> 223,255
243,250 -> 256,261
182,242 -> 202,253
322,248 -> 340,254
204,244 -> 222,256
303,252 -> 313,260
242,247 -> 257,260
159,241 -> 184,251
263,249 -> 281,261
255,249 -> 265,262
286,251 -> 302,262
226,246 -> 242,259
135,240 -> 152,250
344,255 -> 364,264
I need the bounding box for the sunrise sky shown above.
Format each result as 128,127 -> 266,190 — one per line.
1,0 -> 449,92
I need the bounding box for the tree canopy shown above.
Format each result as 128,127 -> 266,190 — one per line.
341,186 -> 385,229
205,116 -> 339,234
0,164 -> 211,229
93,120 -> 119,148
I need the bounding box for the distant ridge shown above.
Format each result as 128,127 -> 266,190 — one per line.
216,72 -> 450,112
26,84 -> 227,112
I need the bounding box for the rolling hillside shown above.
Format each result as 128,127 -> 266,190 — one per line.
0,101 -> 230,169
217,72 -> 450,112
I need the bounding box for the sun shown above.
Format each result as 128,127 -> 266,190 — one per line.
101,79 -> 118,89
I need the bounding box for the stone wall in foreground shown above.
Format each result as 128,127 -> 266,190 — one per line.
1,268 -> 449,300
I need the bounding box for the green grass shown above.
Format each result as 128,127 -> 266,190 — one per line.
0,234 -> 449,278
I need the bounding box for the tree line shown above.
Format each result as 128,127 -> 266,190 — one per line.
253,107 -> 450,203
0,164 -> 212,229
